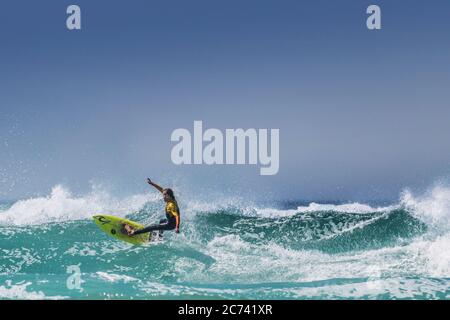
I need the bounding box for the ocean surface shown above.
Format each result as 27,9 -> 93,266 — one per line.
0,185 -> 449,300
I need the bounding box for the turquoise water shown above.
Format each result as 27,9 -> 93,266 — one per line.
0,185 -> 449,299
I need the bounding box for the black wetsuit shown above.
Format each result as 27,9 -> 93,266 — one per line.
133,218 -> 176,234
133,200 -> 180,235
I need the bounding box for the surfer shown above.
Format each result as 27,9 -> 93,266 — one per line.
124,179 -> 180,236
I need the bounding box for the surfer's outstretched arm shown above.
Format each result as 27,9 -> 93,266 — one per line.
147,178 -> 164,193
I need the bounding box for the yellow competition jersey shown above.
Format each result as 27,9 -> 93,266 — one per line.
165,200 -> 180,229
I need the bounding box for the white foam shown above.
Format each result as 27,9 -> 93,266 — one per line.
296,202 -> 397,214
270,278 -> 450,299
96,272 -> 139,283
0,281 -> 68,300
137,277 -> 449,299
401,185 -> 450,230
404,234 -> 450,277
171,225 -> 450,286
254,207 -> 299,218
186,198 -> 396,219
0,185 -> 155,226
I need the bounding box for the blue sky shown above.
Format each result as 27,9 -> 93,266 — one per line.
1,0 -> 450,202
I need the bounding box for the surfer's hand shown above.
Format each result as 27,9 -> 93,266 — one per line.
175,228 -> 180,234
146,178 -> 152,185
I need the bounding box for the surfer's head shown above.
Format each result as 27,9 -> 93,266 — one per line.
163,188 -> 175,202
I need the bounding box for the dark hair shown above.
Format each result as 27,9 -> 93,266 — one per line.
164,188 -> 176,201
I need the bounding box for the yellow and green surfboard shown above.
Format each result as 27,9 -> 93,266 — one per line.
93,214 -> 150,245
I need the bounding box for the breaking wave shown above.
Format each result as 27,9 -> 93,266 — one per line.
0,184 -> 449,299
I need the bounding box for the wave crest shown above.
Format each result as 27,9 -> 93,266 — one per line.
0,185 -> 155,226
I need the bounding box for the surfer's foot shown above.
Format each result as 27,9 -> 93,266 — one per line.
123,224 -> 135,236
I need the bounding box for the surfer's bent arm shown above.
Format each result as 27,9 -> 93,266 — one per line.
175,215 -> 180,233
147,178 -> 164,193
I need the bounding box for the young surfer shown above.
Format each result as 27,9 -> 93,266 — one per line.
124,178 -> 180,236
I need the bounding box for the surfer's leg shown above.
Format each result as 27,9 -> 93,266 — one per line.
159,218 -> 176,231
133,219 -> 175,235
132,223 -> 163,235
158,219 -> 167,238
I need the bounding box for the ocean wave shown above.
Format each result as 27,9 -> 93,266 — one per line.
401,185 -> 450,231
0,185 -> 156,226
1,183 -> 450,299
0,281 -> 68,300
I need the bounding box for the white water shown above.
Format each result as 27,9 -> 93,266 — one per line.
0,183 -> 449,299
0,185 -> 157,225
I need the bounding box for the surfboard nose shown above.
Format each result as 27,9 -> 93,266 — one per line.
92,215 -> 111,225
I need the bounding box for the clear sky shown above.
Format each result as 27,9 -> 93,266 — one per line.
1,0 -> 450,202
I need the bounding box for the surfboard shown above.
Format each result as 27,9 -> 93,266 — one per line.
92,214 -> 151,245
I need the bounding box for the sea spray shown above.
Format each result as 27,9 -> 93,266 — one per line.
0,184 -> 449,299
